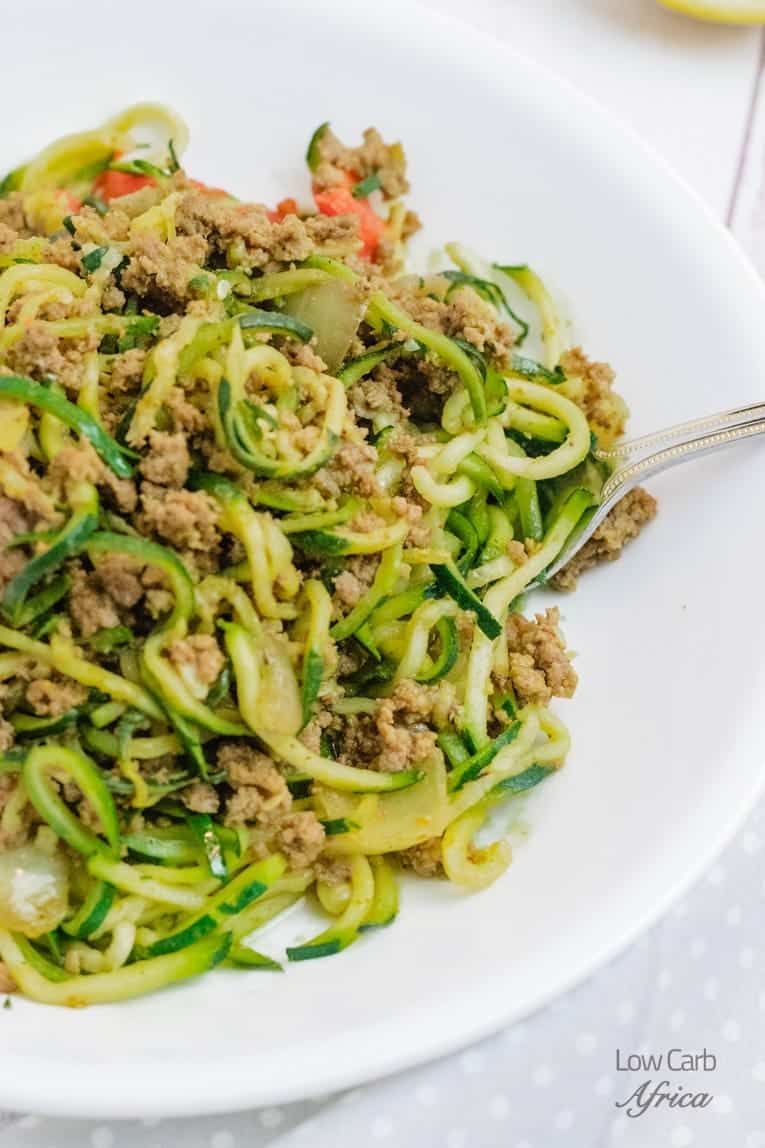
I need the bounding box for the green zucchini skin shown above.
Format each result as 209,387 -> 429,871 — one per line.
62,881 -> 116,940
448,722 -> 522,792
0,376 -> 134,477
286,929 -> 355,963
3,511 -> 99,625
11,708 -> 82,738
306,122 -> 330,172
430,562 -> 502,640
0,930 -> 234,1006
489,763 -> 553,798
228,943 -> 282,970
301,648 -> 324,728
141,856 -> 284,958
416,615 -> 458,683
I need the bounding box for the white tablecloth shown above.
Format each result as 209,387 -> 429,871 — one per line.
3,3 -> 764,1144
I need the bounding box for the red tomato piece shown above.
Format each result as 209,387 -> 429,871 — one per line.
267,196 -> 299,222
313,181 -> 383,259
93,169 -> 156,201
188,178 -> 230,198
54,190 -> 82,213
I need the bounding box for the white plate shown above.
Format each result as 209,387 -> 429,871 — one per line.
3,0 -> 765,1119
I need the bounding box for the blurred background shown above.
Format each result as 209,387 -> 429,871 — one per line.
424,0 -> 763,258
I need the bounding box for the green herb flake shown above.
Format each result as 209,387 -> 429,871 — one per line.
81,246 -> 108,273
2,996 -> 11,1010
83,194 -> 109,217
118,314 -> 160,353
320,817 -> 361,837
62,215 -> 76,236
510,354 -> 566,385
188,274 -> 213,297
352,172 -> 382,199
110,158 -> 167,180
87,625 -> 134,653
167,139 -> 181,173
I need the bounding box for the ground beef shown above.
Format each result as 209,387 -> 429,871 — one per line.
217,743 -> 292,826
227,781 -> 291,830
275,811 -> 325,870
334,555 -> 379,609
141,563 -> 174,619
46,444 -> 137,514
165,386 -> 207,435
139,430 -> 190,487
390,494 -> 430,547
314,855 -> 352,886
68,565 -> 121,637
42,237 -> 82,274
445,287 -> 514,361
551,487 -> 657,590
283,340 -> 328,374
168,634 -> 224,686
121,233 -> 208,308
92,553 -> 145,608
559,347 -> 628,448
337,679 -> 441,773
398,838 -> 444,878
25,678 -> 88,717
0,193 -> 26,232
109,348 -> 146,394
313,126 -> 409,199
70,204 -> 131,247
315,439 -> 380,498
350,510 -> 386,534
0,494 -> 35,594
303,213 -> 359,254
6,322 -> 98,394
499,607 -> 577,707
299,708 -> 334,755
507,540 -> 528,566
138,484 -> 220,551
0,222 -> 19,253
0,717 -> 14,751
375,680 -> 439,771
175,190 -> 316,269
387,429 -> 424,466
101,279 -> 126,312
180,782 -> 220,814
388,277 -> 513,361
46,444 -> 102,494
349,362 -> 409,424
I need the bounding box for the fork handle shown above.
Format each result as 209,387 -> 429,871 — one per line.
597,401 -> 765,462
599,416 -> 765,503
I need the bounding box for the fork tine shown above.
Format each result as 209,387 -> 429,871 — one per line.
545,413 -> 765,584
597,401 -> 765,462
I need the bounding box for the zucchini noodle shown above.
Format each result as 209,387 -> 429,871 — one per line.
0,105 -> 650,1006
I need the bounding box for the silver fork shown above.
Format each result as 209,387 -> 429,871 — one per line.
544,400 -> 765,582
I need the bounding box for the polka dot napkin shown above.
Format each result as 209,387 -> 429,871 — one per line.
2,795 -> 762,1148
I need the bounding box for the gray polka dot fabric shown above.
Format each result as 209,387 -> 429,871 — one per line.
2,796 -> 762,1148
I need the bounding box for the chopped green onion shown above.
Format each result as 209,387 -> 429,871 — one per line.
81,246 -> 108,273
352,172 -> 382,199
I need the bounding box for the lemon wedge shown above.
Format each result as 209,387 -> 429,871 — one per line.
659,0 -> 765,21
